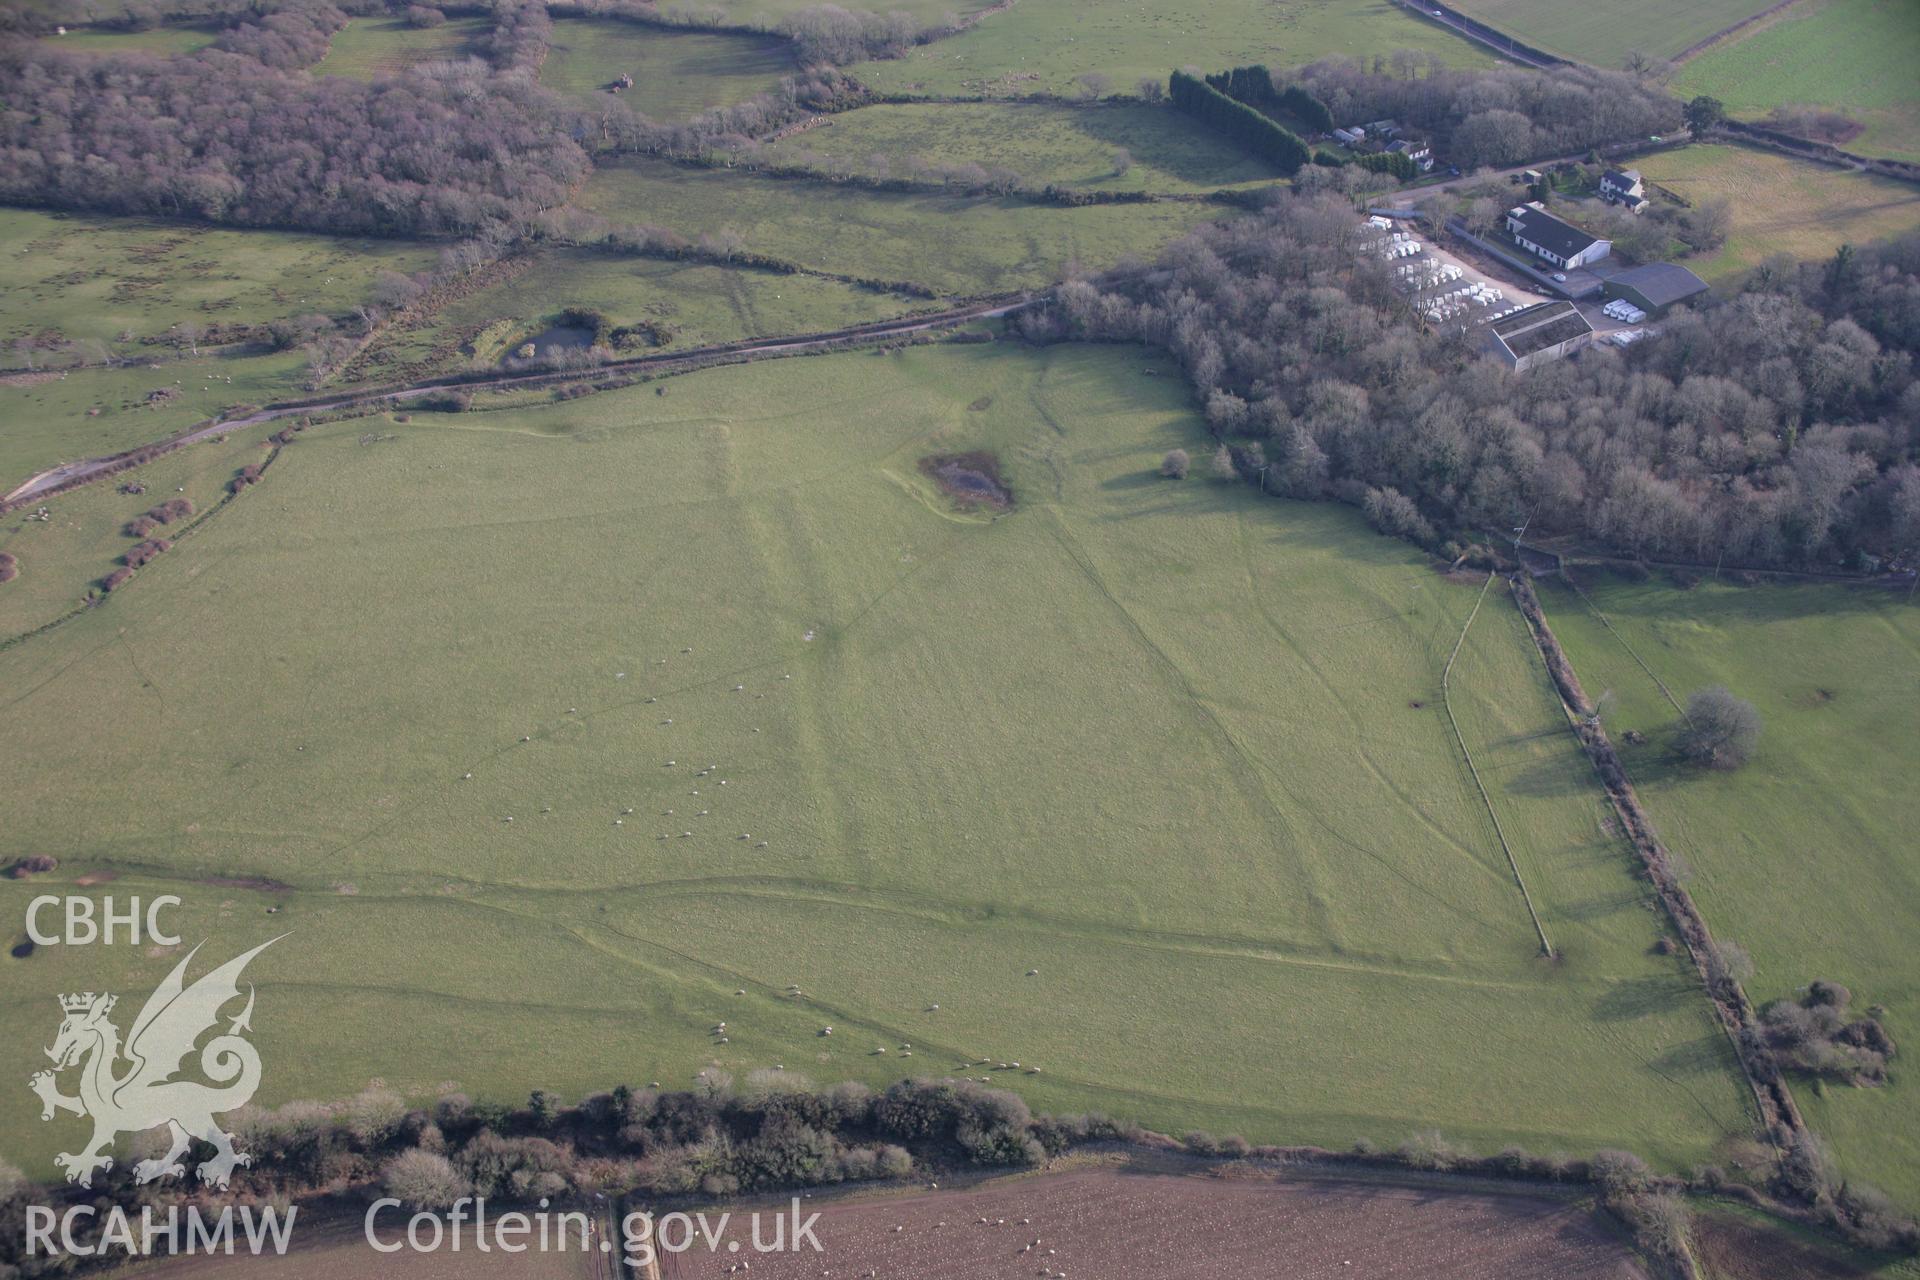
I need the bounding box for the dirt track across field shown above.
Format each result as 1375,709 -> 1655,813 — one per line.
658,1164 -> 1648,1279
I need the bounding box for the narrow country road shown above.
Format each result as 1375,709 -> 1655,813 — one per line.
2,295 -> 1034,508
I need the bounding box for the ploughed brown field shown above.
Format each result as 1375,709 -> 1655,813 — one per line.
660,1166 -> 1648,1279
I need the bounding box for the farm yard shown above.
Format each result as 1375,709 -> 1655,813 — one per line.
312,15 -> 491,79
0,343 -> 1751,1176
1632,144 -> 1920,281
1536,574 -> 1920,1207
850,0 -> 1495,97
763,101 -> 1281,194
1444,0 -> 1778,65
538,19 -> 795,120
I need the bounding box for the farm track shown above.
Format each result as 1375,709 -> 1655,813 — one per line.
0,295 -> 1036,509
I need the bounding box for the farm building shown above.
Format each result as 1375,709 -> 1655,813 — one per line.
1598,168 -> 1649,213
1388,138 -> 1434,171
1601,262 -> 1708,318
1332,126 -> 1365,146
1478,300 -> 1594,372
1505,203 -> 1612,270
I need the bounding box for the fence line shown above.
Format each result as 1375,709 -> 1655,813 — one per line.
1442,571 -> 1555,957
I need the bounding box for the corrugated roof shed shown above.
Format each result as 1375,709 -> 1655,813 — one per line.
1488,301 -> 1594,358
1606,262 -> 1709,309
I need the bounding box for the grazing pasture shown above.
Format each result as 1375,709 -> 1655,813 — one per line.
851,0 -> 1494,98
0,421 -> 280,641
539,19 -> 795,120
0,351 -> 311,502
764,101 -> 1280,193
0,343 -> 1748,1174
355,247 -> 925,382
313,15 -> 491,79
0,208 -> 436,345
1446,0 -> 1775,65
36,22 -> 220,56
577,157 -> 1216,294
1672,0 -> 1920,165
1536,574 -> 1920,1206
1631,144 -> 1920,281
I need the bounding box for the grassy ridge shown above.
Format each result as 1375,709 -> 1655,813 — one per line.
1537,574 -> 1920,1205
1673,0 -> 1920,165
0,344 -> 1747,1176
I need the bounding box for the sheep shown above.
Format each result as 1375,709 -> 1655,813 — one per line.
754,841 -> 768,848
622,807 -> 634,815
614,820 -> 623,826
734,685 -> 745,691
520,735 -> 531,742
1027,969 -> 1039,976
462,773 -> 473,780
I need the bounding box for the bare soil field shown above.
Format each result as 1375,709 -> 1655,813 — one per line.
660,1164 -> 1648,1279
1690,1210 -> 1873,1280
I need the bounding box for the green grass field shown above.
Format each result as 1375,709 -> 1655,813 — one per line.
765,101 -> 1281,193
1536,574 -> 1920,1205
1673,0 -> 1920,166
1448,0 -> 1775,65
313,15 -> 491,79
578,157 -> 1216,294
0,208 -> 436,346
0,343 -> 1750,1179
36,22 -> 219,56
0,420 -> 280,642
851,0 -> 1495,98
354,247 -> 928,383
1634,144 -> 1920,281
540,19 -> 795,121
720,0 -> 1003,22
0,351 -> 310,496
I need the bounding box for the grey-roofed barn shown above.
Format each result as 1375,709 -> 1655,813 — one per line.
1479,301 -> 1594,371
1602,262 -> 1709,317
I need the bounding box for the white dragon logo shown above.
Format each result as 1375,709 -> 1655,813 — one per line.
28,938 -> 281,1189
